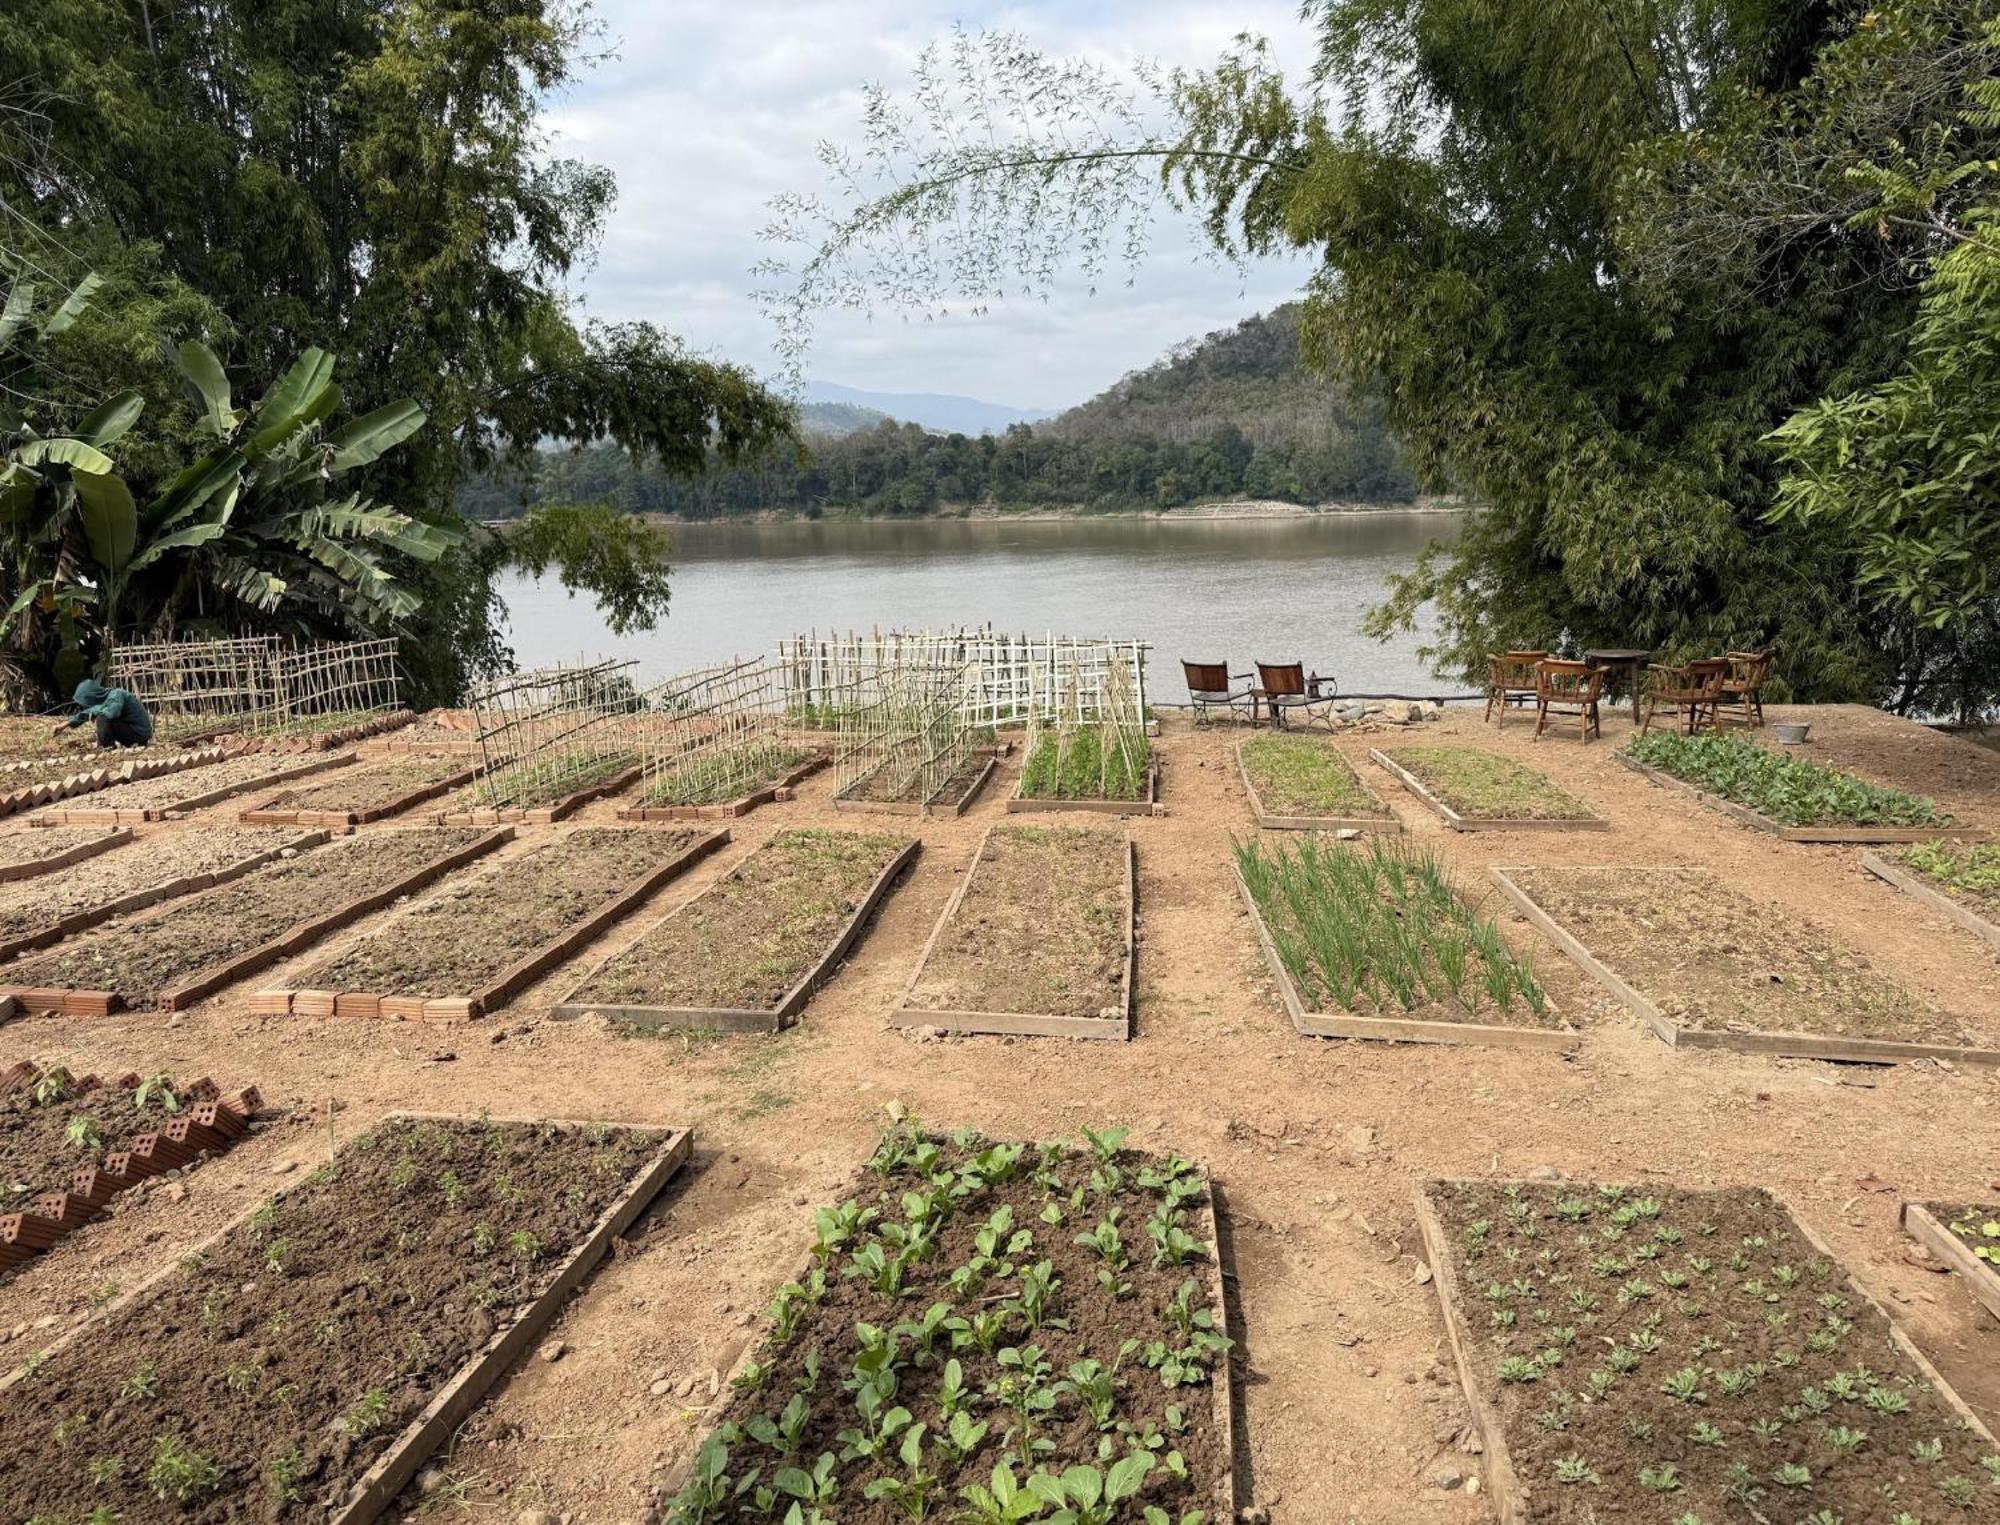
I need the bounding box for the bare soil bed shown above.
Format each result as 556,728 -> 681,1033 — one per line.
671,1121 -> 1232,1525
1494,865 -> 1999,1058
898,825 -> 1130,1034
453,751 -> 638,813
561,828 -> 915,1024
245,754 -> 476,820
839,754 -> 994,815
0,827 -> 304,954
0,1115 -> 676,1524
1374,744 -> 1601,826
0,825 -> 127,878
2,829 -> 490,1005
1422,1179 -> 2000,1522
1237,734 -> 1397,829
296,827 -> 710,1003
38,752 -> 348,816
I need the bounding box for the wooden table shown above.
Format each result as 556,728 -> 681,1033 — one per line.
1584,649 -> 1651,722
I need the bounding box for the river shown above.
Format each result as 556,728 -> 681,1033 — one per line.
493,510 -> 1467,698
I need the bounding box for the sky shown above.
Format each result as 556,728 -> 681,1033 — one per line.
545,1 -> 1321,412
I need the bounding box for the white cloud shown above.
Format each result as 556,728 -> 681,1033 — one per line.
549,1 -> 1319,408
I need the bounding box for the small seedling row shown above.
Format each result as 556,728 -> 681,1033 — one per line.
0,828 -> 324,965
556,828 -> 918,1031
199,708 -> 418,755
1369,747 -> 1608,833
258,826 -> 727,1022
418,757 -> 644,825
618,754 -> 828,821
1490,865 -> 2000,1066
0,746 -> 227,820
0,825 -> 132,885
1416,1178 -> 2000,1523
1235,735 -> 1399,832
834,754 -> 997,818
1006,760 -> 1161,818
0,1113 -> 692,1525
1615,750 -> 1988,844
1,1064 -> 257,1272
894,824 -> 1135,1040
30,753 -> 358,826
1900,1202 -> 2000,1325
1862,851 -> 2000,957
1,828 -> 508,1017
240,754 -> 484,828
667,1121 -> 1236,1525
1232,835 -> 1574,1052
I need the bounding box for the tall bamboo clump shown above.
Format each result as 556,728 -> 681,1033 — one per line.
464,659 -> 641,808
831,633 -> 973,807
635,659 -> 804,807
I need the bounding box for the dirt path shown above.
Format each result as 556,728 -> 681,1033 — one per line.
1,705 -> 1996,1525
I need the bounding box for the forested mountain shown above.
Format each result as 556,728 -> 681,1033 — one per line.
799,401 -> 889,437
801,381 -> 1051,434
459,306 -> 1415,520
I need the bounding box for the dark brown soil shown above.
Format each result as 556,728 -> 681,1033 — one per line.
1929,1201 -> 2000,1276
0,1073 -> 200,1213
904,826 -> 1127,1018
676,1126 -> 1229,1525
253,755 -> 472,814
1506,865 -> 1993,1046
0,1116 -> 665,1524
6,830 -> 486,998
300,828 -> 704,997
842,753 -> 987,809
1429,1180 -> 2000,1522
0,829 -> 301,946
0,826 -> 124,873
569,829 -> 911,1012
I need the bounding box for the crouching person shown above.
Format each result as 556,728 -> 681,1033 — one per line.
54,679 -> 155,749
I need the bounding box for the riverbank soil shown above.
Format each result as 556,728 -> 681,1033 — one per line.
1,702 -> 1998,1524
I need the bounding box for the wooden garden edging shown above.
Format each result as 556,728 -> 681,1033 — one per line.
1005,761 -> 1160,819
0,826 -> 132,884
421,763 -> 644,826
833,756 -> 997,819
29,752 -> 358,826
1,827 -> 513,1018
0,829 -> 328,965
891,824 -> 1135,1040
617,755 -> 827,821
1368,748 -> 1608,833
1414,1180 -> 2000,1523
1488,866 -> 2000,1066
1862,852 -> 2000,956
1232,862 -> 1577,1052
553,837 -> 921,1032
256,827 -> 731,1022
1614,751 -> 1989,843
1237,740 -> 1398,832
1901,1201 -> 2000,1324
0,745 -> 227,820
239,761 -> 483,828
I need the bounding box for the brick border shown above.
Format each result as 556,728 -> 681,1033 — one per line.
0,826 -> 133,884
29,752 -> 358,826
617,755 -> 828,821
416,762 -> 644,826
239,760 -> 483,828
0,746 -> 228,820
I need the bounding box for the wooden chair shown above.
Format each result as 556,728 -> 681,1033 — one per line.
1641,659 -> 1728,735
1715,649 -> 1771,728
1533,660 -> 1603,742
1181,660 -> 1255,727
1253,662 -> 1338,731
1484,651 -> 1548,727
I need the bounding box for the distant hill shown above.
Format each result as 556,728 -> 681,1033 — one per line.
802,380 -> 1053,435
799,400 -> 888,438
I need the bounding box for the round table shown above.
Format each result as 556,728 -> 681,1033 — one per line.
1584,649 -> 1651,722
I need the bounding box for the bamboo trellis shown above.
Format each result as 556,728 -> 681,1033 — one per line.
462,659 -> 642,808
631,658 -> 807,807
108,637 -> 402,733
829,632 -> 977,808
1023,643 -> 1148,798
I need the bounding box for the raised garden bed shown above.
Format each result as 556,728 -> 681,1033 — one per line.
1,1063 -> 257,1273
421,751 -> 642,825
1620,730 -> 1987,843
0,824 -> 131,884
0,826 -> 319,964
555,828 -> 917,1031
1491,865 -> 2000,1065
617,750 -> 826,821
835,753 -> 997,818
1234,835 -> 1573,1051
894,824 -> 1134,1039
1901,1200 -> 2000,1324
240,753 -> 483,828
1235,734 -> 1398,831
260,826 -> 726,1022
1863,843 -> 2000,956
0,1112 -> 692,1525
1,827 -> 504,1016
0,745 -> 227,820
1007,729 -> 1159,818
668,1120 -> 1235,1525
1370,745 -> 1607,832
190,708 -> 417,754
30,752 -> 356,826
1417,1178 -> 2000,1523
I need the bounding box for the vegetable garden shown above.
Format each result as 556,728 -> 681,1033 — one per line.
1011,647 -> 1154,816
1901,1201 -> 2000,1324
1371,746 -> 1606,831
1234,735 -> 1397,832
1863,843 -> 2000,955
240,755 -> 481,827
667,1119 -> 1232,1525
30,753 -> 356,826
